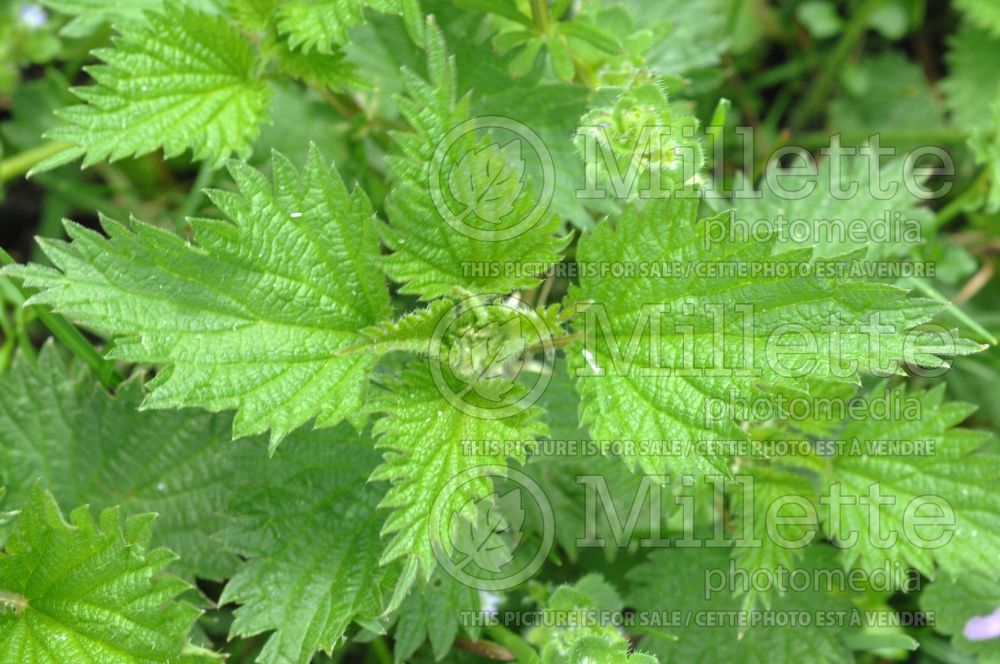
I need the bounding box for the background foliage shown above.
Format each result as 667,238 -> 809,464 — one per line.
1,0 -> 999,662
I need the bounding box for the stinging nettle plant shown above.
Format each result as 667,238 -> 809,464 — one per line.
0,0 -> 999,662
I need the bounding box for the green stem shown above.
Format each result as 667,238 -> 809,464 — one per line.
0,142 -> 71,182
0,337 -> 13,374
485,625 -> 541,664
529,0 -> 550,33
747,54 -> 821,91
370,637 -> 393,664
789,0 -> 884,130
0,299 -> 14,373
630,624 -> 679,642
0,248 -> 123,388
14,305 -> 36,363
904,277 -> 997,345
0,298 -> 13,338
178,162 -> 217,222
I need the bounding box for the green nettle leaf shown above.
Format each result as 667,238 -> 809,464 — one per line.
447,18 -> 595,229
38,0 -> 163,37
730,465 -> 818,607
219,428 -> 397,664
452,489 -> 524,573
942,27 -> 1000,133
379,18 -> 568,299
228,0 -> 278,32
0,345 -> 242,580
522,361 -> 679,558
0,488 -> 214,663
968,102 -> 1000,213
796,1 -> 842,39
5,148 -> 391,446
267,37 -> 363,92
1,1 -> 998,662
568,197 -> 981,476
448,140 -> 526,224
627,548 -> 854,662
391,568 -> 481,663
732,153 -> 934,260
826,383 -> 1000,579
941,26 -> 1000,211
360,298 -> 459,356
370,366 -> 545,596
955,0 -> 1000,35
619,0 -> 730,75
829,53 -> 947,148
276,0 -> 416,53
35,5 -> 270,173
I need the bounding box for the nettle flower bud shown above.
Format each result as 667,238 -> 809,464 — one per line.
575,67 -> 704,199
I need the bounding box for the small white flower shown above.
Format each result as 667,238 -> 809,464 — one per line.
19,4 -> 48,29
